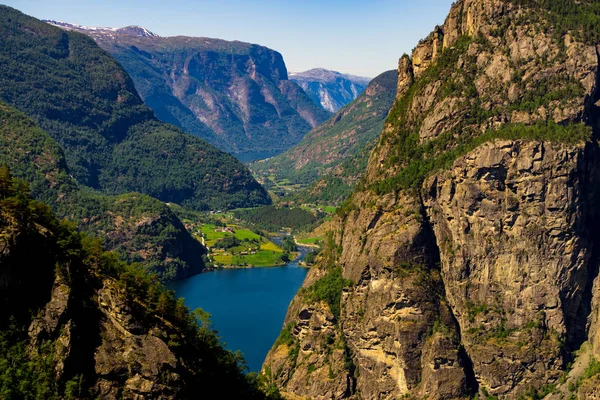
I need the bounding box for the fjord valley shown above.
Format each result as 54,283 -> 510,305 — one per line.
252,69 -> 398,206
0,5 -> 329,398
0,4 -> 300,399
3,0 -> 600,399
46,21 -> 331,159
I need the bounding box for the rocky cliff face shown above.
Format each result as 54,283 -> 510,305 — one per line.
47,21 -> 331,157
263,1 -> 600,398
290,69 -> 372,113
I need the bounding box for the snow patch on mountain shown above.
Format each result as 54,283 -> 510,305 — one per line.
44,20 -> 159,37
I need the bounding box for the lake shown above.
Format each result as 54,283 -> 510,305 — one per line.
168,250 -> 308,372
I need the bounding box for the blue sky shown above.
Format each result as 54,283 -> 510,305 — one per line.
4,0 -> 455,77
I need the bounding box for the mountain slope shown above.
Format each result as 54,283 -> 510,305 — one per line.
0,103 -> 207,280
253,70 -> 397,204
0,6 -> 270,211
263,0 -> 600,398
47,21 -> 331,157
0,172 -> 278,399
290,68 -> 372,112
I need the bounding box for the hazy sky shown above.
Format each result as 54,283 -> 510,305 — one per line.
4,0 -> 455,77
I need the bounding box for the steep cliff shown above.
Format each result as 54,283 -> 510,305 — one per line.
47,21 -> 331,157
263,1 -> 600,398
253,70 -> 398,205
290,69 -> 372,113
0,171 -> 277,399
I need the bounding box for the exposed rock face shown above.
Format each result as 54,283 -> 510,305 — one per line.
26,272 -> 185,399
289,69 -> 372,113
47,21 -> 331,157
93,281 -> 181,399
264,0 -> 600,398
424,140 -> 598,395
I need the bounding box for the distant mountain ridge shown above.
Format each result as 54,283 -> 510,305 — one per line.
289,68 -> 372,112
253,70 -> 397,205
1,8 -> 270,211
45,20 -> 159,37
46,20 -> 331,158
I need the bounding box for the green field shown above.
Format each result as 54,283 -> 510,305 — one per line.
200,224 -> 228,244
199,223 -> 287,267
297,237 -> 322,245
213,249 -> 285,267
200,224 -> 261,246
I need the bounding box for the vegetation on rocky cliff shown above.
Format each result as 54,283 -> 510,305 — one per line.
0,168 -> 281,399
263,0 -> 600,398
374,120 -> 591,194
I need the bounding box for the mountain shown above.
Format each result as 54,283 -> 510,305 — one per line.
289,68 -> 372,112
252,70 -> 397,205
0,6 -> 270,211
263,0 -> 600,399
0,102 -> 207,281
45,20 -> 159,37
46,21 -> 331,158
0,171 -> 279,399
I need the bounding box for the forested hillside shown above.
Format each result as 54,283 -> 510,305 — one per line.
253,70 -> 397,205
0,103 -> 207,280
0,6 -> 270,211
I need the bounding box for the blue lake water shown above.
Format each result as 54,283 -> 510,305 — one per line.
168,252 -> 308,372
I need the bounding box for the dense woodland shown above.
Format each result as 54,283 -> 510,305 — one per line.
234,206 -> 321,232
0,103 -> 207,280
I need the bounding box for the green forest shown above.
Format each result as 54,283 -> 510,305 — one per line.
0,103 -> 207,281
234,206 -> 321,232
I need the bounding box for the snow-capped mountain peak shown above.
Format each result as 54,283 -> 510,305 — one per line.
43,20 -> 159,38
